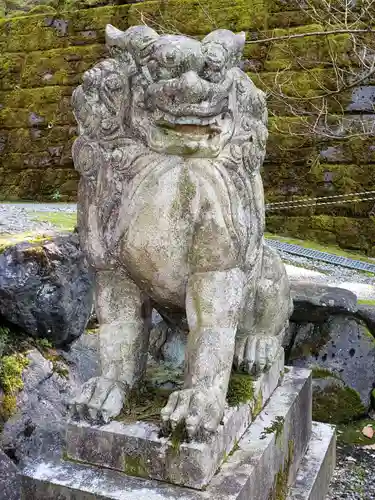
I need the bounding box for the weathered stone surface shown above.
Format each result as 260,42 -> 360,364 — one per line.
70,23 -> 292,438
0,336 -> 99,465
290,282 -> 358,323
0,233 -> 93,345
66,350 -> 284,490
1,349 -> 69,463
289,315 -> 375,412
287,422 -> 336,500
356,304 -> 375,336
0,449 -> 20,500
21,367 -> 314,499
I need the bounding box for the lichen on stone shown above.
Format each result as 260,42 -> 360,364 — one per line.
269,439 -> 294,500
123,454 -> 148,478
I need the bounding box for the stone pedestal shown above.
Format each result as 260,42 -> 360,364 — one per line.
65,349 -> 284,490
20,359 -> 336,499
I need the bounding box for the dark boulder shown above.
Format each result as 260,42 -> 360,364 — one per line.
290,281 -> 358,323
287,283 -> 375,422
0,234 -> 93,346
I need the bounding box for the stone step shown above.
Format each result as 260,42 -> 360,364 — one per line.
20,366 -> 314,500
287,422 -> 336,500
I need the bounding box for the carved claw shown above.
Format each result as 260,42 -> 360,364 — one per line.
69,376 -> 127,424
234,335 -> 281,375
161,388 -> 225,440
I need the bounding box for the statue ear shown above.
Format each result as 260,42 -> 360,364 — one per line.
236,32 -> 246,52
105,24 -> 127,49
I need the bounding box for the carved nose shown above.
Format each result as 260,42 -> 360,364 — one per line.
178,71 -> 208,102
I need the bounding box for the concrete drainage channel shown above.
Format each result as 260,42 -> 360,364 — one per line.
266,239 -> 375,274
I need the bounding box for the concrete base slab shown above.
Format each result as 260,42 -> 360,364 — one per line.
66,350 -> 285,490
287,422 -> 336,500
21,366 -> 314,500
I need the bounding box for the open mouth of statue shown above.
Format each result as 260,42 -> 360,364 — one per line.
155,110 -> 232,137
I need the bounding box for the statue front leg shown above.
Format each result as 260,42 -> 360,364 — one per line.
161,268 -> 245,440
70,269 -> 151,423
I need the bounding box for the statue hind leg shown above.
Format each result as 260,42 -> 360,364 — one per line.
234,244 -> 293,374
70,269 -> 151,423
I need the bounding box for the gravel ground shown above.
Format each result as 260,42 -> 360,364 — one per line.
280,250 -> 375,286
0,203 -> 76,234
327,445 -> 375,499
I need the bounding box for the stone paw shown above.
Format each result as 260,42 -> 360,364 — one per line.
234,335 -> 281,375
161,388 -> 225,440
68,376 -> 127,424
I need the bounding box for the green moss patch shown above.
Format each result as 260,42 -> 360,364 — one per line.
358,299 -> 375,306
0,231 -> 53,254
123,454 -> 149,478
116,382 -> 173,425
227,371 -> 254,407
337,419 -> 375,446
0,352 -> 29,421
129,0 -> 268,35
312,367 -> 341,380
312,384 -> 366,425
31,211 -> 77,231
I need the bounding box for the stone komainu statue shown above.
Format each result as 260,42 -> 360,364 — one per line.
71,24 -> 293,440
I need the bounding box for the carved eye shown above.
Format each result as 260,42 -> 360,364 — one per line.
147,58 -> 178,81
106,74 -> 122,90
204,45 -> 226,70
160,47 -> 180,68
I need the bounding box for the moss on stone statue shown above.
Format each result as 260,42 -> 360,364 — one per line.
227,371 -> 254,407
170,421 -> 189,454
312,384 -> 366,425
115,380 -> 173,425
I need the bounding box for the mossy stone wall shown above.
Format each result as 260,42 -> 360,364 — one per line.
1,0 -> 374,254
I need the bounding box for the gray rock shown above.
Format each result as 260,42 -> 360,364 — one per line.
0,350 -> 70,463
290,282 -> 358,323
289,315 -> 375,410
0,339 -> 99,465
0,449 -> 20,500
356,304 -> 375,335
0,233 -> 93,346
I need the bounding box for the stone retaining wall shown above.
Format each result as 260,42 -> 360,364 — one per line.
1,0 -> 374,254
